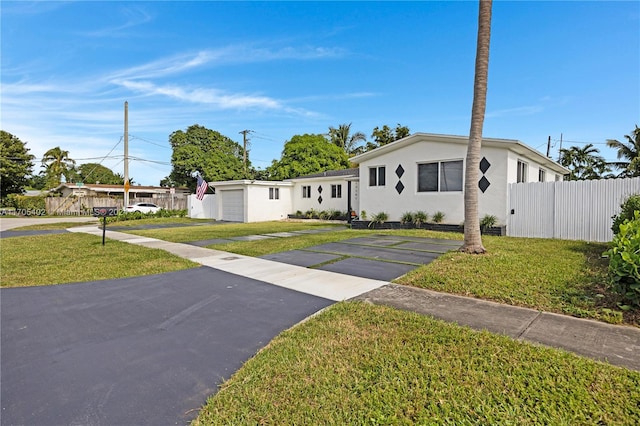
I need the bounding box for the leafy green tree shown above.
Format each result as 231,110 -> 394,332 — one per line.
365,124 -> 411,152
606,125 -> 640,178
29,171 -> 48,190
328,123 -> 366,155
41,146 -> 75,188
1,130 -> 35,200
75,163 -> 124,184
559,144 -> 611,180
165,124 -> 247,189
266,134 -> 350,180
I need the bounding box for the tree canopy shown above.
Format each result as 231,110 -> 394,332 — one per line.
606,125 -> 640,178
266,134 -> 350,180
76,163 -> 124,185
165,124 -> 247,189
559,144 -> 611,180
1,130 -> 35,200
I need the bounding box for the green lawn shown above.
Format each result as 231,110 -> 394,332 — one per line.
9,221 -> 99,231
193,302 -> 640,425
0,233 -> 198,287
126,220 -> 347,242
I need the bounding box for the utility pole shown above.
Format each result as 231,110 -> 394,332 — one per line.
124,101 -> 130,207
239,129 -> 252,176
557,133 -> 563,162
546,135 -> 551,157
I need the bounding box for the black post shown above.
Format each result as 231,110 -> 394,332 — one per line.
102,216 -> 107,246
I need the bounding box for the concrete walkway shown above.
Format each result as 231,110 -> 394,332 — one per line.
68,225 -> 640,372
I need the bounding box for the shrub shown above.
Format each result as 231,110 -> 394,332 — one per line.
305,209 -> 316,219
604,211 -> 640,307
360,210 -> 367,220
3,194 -> 47,215
400,211 -> 413,225
611,194 -> 640,235
480,214 -> 498,234
413,211 -> 428,227
368,212 -> 389,229
432,211 -> 445,223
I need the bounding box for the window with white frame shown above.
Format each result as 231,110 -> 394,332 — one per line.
302,185 -> 311,198
269,187 -> 279,200
369,166 -> 386,186
538,169 -> 546,182
517,160 -> 528,183
417,160 -> 463,192
331,184 -> 342,198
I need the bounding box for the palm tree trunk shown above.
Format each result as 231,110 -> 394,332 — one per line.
462,0 -> 492,254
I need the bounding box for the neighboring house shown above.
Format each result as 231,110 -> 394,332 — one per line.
51,183 -> 191,199
191,133 -> 568,226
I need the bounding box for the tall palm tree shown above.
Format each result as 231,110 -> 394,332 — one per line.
41,146 -> 75,188
559,144 -> 610,180
462,0 -> 492,254
606,125 -> 640,177
328,123 -> 367,155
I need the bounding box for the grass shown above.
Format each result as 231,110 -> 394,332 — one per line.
107,217 -> 214,227
0,233 -> 198,287
193,302 -> 640,425
126,220 -> 347,242
9,221 -> 99,231
396,236 -> 621,323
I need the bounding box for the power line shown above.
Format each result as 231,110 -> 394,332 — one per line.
129,134 -> 171,149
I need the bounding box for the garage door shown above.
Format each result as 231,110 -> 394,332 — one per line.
222,190 -> 244,222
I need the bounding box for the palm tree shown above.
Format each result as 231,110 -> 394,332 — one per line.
328,123 -> 367,155
41,146 -> 75,188
606,125 -> 640,177
559,144 -> 610,180
462,0 -> 492,254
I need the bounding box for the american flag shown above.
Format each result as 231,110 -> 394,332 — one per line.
195,175 -> 208,200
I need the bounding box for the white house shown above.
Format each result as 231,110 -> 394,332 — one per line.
190,133 -> 568,227
350,133 -> 568,225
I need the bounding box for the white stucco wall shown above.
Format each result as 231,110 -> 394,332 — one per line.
358,141 -> 515,225
245,183 -> 292,222
290,177 -> 355,215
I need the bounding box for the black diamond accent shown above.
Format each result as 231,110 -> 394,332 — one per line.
395,181 -> 405,194
395,164 -> 405,178
318,185 -> 323,193
480,157 -> 491,174
478,176 -> 491,193
318,195 -> 323,204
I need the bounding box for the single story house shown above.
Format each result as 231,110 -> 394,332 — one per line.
52,183 -> 191,199
191,133 -> 568,226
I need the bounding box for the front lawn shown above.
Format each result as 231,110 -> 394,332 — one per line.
193,302 -> 639,425
0,233 -> 198,287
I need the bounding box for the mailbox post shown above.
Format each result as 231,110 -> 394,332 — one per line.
92,207 -> 119,245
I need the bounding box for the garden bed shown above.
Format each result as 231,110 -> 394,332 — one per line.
350,220 -> 506,236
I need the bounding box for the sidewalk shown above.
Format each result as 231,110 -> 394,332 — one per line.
69,225 -> 640,372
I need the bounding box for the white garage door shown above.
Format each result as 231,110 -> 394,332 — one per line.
222,190 -> 244,222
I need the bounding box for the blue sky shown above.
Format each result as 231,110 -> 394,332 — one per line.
2,1 -> 638,186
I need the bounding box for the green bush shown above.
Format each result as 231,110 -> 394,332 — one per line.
611,194 -> 640,235
2,194 -> 47,215
413,211 -> 428,227
400,211 -> 413,225
107,209 -> 187,223
480,214 -> 498,234
604,211 -> 640,307
432,211 -> 445,223
368,212 -> 389,229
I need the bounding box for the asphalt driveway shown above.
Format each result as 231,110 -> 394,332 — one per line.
1,268 -> 332,426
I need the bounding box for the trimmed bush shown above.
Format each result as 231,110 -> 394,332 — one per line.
400,212 -> 413,225
413,211 -> 428,227
604,211 -> 640,308
368,212 -> 389,229
432,211 -> 445,223
611,194 -> 640,235
480,214 -> 498,234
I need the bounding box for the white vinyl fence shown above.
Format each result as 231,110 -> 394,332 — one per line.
507,177 -> 640,242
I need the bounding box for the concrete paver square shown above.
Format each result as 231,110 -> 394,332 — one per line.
229,235 -> 276,241
395,241 -> 458,253
309,242 -> 441,265
341,237 -> 402,246
318,258 -> 418,281
260,250 -> 343,267
0,268 -> 332,425
187,238 -> 233,246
